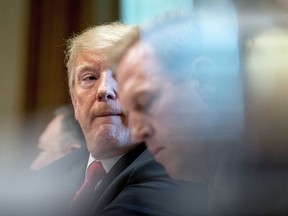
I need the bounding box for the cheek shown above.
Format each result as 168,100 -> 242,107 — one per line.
153,112 -> 174,135
119,96 -> 128,111
128,111 -> 145,129
118,96 -> 129,116
74,92 -> 94,118
128,112 -> 138,127
71,91 -> 80,120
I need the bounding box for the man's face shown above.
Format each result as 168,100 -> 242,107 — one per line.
30,115 -> 65,171
71,50 -> 134,160
117,42 -> 213,182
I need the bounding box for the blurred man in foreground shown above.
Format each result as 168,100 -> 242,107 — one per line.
108,3 -> 288,215
108,6 -> 242,184
65,21 -> 207,216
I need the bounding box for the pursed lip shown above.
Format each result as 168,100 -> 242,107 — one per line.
95,111 -> 123,117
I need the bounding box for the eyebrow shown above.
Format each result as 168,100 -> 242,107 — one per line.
75,64 -> 97,74
131,87 -> 158,104
131,89 -> 145,101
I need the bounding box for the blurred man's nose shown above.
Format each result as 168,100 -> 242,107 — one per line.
129,112 -> 154,142
96,70 -> 117,101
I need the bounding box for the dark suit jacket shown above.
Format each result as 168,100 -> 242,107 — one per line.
13,143 -> 208,216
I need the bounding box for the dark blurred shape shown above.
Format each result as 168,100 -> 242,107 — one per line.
30,104 -> 86,171
210,1 -> 288,215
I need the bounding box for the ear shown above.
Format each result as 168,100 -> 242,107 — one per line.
189,57 -> 217,101
63,143 -> 81,154
191,56 -> 215,85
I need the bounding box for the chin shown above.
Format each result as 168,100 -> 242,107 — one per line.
167,167 -> 206,183
165,164 -> 187,181
165,159 -> 210,183
87,136 -> 115,156
89,134 -> 132,159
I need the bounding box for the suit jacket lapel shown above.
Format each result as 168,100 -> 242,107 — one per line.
88,143 -> 146,214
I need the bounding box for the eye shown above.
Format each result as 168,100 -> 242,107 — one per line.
82,74 -> 98,81
77,64 -> 100,81
132,101 -> 144,111
134,100 -> 150,112
133,92 -> 156,113
78,72 -> 99,88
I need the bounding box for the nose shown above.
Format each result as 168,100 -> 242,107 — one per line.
129,112 -> 155,142
96,70 -> 117,101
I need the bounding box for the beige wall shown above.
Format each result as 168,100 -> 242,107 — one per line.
0,0 -> 29,160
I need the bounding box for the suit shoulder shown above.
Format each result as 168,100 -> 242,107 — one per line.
128,149 -> 166,178
37,147 -> 89,174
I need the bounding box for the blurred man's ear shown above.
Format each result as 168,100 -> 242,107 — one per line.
64,143 -> 81,154
189,56 -> 217,101
191,55 -> 242,108
192,57 -> 215,77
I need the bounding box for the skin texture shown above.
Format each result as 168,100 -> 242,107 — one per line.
71,50 -> 135,160
117,42 -> 214,183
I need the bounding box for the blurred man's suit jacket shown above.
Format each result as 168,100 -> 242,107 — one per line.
15,143 -> 208,216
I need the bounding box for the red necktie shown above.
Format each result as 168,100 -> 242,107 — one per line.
70,161 -> 106,211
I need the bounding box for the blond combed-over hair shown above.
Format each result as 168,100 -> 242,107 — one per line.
106,26 -> 140,73
65,22 -> 135,91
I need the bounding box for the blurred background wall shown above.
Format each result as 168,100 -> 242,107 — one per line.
0,0 -> 30,175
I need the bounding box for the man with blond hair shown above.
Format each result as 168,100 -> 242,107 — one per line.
13,22 -> 208,216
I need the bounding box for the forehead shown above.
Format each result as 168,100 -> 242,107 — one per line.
75,49 -> 105,66
74,49 -> 113,75
117,42 -> 162,82
117,47 -> 173,105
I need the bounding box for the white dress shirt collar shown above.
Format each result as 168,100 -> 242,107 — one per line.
87,154 -> 123,174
